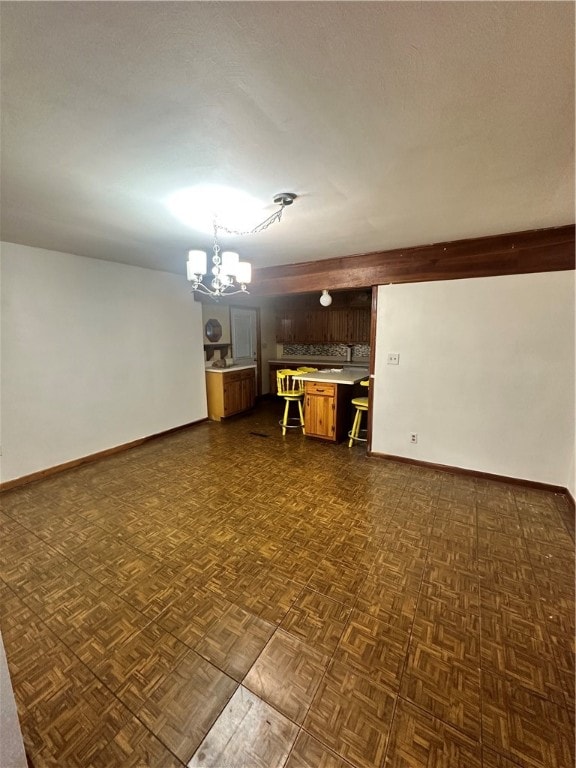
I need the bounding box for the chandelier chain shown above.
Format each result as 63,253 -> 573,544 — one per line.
214,203 -> 287,237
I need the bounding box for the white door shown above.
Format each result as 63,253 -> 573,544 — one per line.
231,307 -> 259,388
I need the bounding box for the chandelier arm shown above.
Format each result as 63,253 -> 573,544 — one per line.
189,282 -> 248,300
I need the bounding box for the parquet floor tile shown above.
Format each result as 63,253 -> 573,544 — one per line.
233,572 -> 304,624
156,585 -> 232,648
332,608 -> 410,692
21,663 -> 132,768
308,557 -> 370,605
188,686 -> 298,768
412,603 -> 480,667
481,606 -> 549,645
383,699 -> 482,768
43,586 -> 151,667
115,563 -> 187,618
400,643 -> 482,739
285,731 -> 356,768
481,747 -> 526,767
481,669 -> 575,768
480,630 -> 566,706
477,509 -> 522,534
89,710 -> 186,767
280,588 -> 352,654
92,621 -> 190,713
244,629 -> 329,724
355,578 -> 418,630
0,401 -> 573,768
418,580 -> 479,616
304,660 -> 397,768
137,649 -> 237,762
194,602 -> 276,681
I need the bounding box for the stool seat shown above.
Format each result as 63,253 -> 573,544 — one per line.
348,380 -> 370,447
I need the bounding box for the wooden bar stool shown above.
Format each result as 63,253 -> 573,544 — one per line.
348,379 -> 369,447
276,369 -> 306,435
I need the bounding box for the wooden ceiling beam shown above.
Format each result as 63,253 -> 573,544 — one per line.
251,224 -> 575,295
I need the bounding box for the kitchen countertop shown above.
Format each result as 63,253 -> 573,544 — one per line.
205,364 -> 256,373
268,358 -> 370,367
296,368 -> 369,385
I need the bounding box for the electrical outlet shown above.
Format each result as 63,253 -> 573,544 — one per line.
410,433 -> 418,444
387,353 -> 400,365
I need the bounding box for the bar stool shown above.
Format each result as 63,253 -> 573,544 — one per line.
348,379 -> 369,447
276,369 -> 306,435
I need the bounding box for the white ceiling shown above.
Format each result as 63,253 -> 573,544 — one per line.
1,1 -> 574,277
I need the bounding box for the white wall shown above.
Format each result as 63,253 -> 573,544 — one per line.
372,271 -> 575,488
0,242 -> 206,483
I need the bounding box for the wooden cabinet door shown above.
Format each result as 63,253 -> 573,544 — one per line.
223,374 -> 243,417
348,308 -> 371,342
240,369 -> 256,410
304,383 -> 336,440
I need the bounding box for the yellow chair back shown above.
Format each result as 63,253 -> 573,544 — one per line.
276,369 -> 305,398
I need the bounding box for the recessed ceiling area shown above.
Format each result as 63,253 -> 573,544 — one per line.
1,2 -> 573,277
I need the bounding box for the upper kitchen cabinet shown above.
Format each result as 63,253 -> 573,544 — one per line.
275,291 -> 371,344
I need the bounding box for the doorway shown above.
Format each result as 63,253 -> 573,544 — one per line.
230,306 -> 262,395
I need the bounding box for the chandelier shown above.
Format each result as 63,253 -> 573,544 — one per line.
186,192 -> 296,299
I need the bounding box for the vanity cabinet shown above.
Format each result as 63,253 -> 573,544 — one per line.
205,368 -> 256,421
304,381 -> 349,442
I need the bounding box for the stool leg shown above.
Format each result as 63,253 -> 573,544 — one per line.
298,399 -> 305,434
282,398 -> 290,436
348,407 -> 361,447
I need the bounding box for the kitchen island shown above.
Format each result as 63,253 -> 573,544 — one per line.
296,367 -> 369,442
268,358 -> 370,394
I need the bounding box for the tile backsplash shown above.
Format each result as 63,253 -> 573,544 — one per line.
283,343 -> 370,358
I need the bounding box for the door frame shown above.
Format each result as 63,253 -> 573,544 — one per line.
230,305 -> 262,397
366,285 -> 378,453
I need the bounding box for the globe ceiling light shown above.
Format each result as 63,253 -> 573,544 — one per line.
180,191 -> 297,300
320,290 -> 333,307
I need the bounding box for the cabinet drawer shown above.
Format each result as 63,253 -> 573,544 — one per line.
224,371 -> 243,383
305,382 -> 336,396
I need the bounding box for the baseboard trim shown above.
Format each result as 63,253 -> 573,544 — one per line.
369,450 -> 574,495
369,451 -> 575,539
369,451 -> 567,492
369,450 -> 576,539
0,418 -> 208,492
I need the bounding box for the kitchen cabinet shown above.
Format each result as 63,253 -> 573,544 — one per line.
299,369 -> 369,442
304,381 -> 350,442
274,293 -> 371,344
304,381 -> 337,440
205,367 -> 256,421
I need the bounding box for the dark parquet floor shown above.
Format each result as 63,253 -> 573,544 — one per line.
1,400 -> 574,768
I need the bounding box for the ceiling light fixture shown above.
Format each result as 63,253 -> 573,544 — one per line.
186,193 -> 296,299
319,289 -> 333,307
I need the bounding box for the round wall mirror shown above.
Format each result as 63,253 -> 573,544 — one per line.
205,319 -> 223,342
